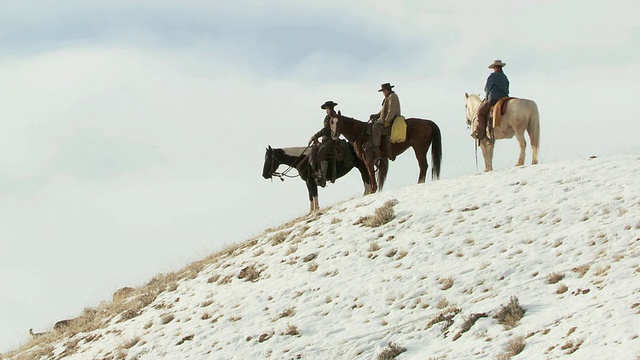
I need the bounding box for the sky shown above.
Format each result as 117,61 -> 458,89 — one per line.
1,0 -> 639,352
7,154 -> 640,359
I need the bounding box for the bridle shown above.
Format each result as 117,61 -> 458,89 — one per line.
268,145 -> 312,181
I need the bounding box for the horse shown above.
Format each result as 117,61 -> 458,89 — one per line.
262,142 -> 371,212
464,93 -> 540,172
330,113 -> 442,193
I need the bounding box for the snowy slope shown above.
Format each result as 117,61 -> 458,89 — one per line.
5,155 -> 640,360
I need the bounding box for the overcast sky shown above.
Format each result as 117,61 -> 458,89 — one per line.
1,0 -> 639,352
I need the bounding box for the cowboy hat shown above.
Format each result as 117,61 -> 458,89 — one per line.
488,60 -> 507,69
378,83 -> 395,92
320,100 -> 338,109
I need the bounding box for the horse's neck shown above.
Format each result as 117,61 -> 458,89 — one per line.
469,97 -> 482,115
341,117 -> 367,142
276,148 -> 307,166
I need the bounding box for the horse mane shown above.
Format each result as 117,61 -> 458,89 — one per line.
337,113 -> 365,123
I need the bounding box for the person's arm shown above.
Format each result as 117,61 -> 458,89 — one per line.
383,94 -> 400,124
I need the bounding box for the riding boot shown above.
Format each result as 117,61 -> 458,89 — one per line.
475,115 -> 487,140
474,100 -> 491,140
317,161 -> 328,188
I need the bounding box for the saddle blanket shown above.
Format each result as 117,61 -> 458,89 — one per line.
492,97 -> 515,128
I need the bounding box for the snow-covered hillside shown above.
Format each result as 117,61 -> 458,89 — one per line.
5,156 -> 640,360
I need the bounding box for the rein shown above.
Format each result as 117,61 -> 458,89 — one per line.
271,144 -> 312,181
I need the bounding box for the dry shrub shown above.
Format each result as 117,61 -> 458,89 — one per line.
494,296 -> 525,329
556,284 -> 568,294
426,308 -> 462,333
161,314 -> 175,325
369,241 -> 381,252
376,342 -> 407,360
238,264 -> 262,282
112,287 -> 136,302
547,272 -> 565,284
176,334 -> 194,346
286,245 -> 298,255
283,324 -> 299,336
356,199 -> 399,227
271,230 -> 292,245
258,332 -> 274,342
436,298 -> 449,309
453,312 -> 489,341
122,337 -> 141,350
507,336 -> 526,356
279,307 -> 296,318
440,277 -> 454,290
307,261 -> 319,272
302,253 -> 318,262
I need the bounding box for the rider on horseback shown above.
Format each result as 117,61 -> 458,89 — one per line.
369,83 -> 401,158
473,60 -> 510,140
308,100 -> 338,187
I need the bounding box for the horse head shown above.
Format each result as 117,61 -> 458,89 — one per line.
464,93 -> 482,126
262,145 -> 278,179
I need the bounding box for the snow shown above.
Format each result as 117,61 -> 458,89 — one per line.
6,155 -> 640,359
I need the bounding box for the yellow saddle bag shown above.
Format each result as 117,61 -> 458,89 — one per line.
390,116 -> 407,143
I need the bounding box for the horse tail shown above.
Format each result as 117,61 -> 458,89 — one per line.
430,121 -> 442,180
376,158 -> 389,191
527,101 -> 541,164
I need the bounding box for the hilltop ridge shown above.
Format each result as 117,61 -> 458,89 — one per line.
4,155 -> 640,360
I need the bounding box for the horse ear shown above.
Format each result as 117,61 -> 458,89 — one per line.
465,92 -> 469,99
338,110 -> 341,116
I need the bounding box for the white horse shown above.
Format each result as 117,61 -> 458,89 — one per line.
464,93 -> 540,172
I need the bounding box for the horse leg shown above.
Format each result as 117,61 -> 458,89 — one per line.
366,160 -> 378,193
480,139 -> 494,172
306,180 -> 318,212
357,163 -> 371,195
376,158 -> 389,191
413,147 -> 428,183
514,129 -> 527,166
528,129 -> 539,165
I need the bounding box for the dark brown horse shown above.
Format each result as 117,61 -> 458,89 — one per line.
330,113 -> 442,193
262,142 -> 371,212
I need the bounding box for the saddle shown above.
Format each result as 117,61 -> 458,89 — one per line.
490,97 -> 515,128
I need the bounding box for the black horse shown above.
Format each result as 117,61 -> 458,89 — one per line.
262,141 -> 371,212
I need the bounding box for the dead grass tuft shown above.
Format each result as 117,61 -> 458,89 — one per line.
238,264 -> 262,282
307,261 -> 319,272
278,307 -> 296,318
572,264 -> 591,278
376,342 -> 407,360
453,312 -> 489,341
440,277 -> 454,290
496,336 -> 526,359
270,230 -> 292,245
283,324 -> 299,336
436,298 -> 449,309
494,296 -> 525,329
369,241 -> 381,252
547,272 -> 565,284
426,307 -> 462,334
556,284 -> 569,294
355,199 -> 399,227
507,336 -> 526,356
161,314 -> 175,324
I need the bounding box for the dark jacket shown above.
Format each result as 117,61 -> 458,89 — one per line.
313,114 -> 333,143
484,71 -> 510,101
